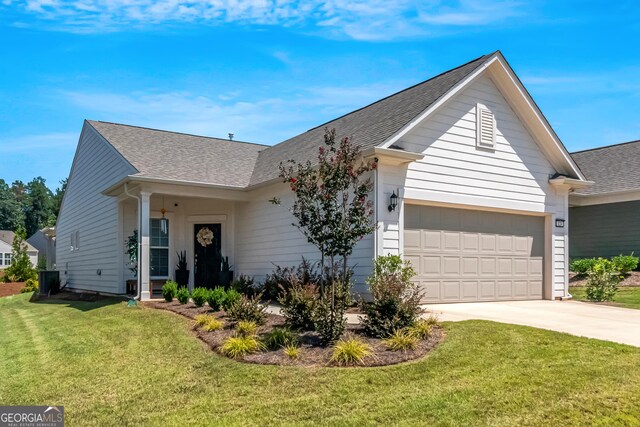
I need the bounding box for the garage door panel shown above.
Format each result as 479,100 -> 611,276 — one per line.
404,204 -> 544,303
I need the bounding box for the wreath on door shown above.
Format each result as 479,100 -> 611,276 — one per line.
196,227 -> 215,247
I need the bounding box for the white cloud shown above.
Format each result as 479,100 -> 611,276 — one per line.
5,0 -> 528,40
58,81 -> 406,144
0,132 -> 78,153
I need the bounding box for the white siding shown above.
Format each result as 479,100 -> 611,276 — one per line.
0,240 -> 11,270
235,182 -> 374,293
385,74 -> 569,299
56,123 -> 137,293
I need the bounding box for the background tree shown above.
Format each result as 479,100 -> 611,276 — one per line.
52,178 -> 67,219
23,177 -> 55,237
0,179 -> 25,231
2,227 -> 37,283
278,128 -> 377,343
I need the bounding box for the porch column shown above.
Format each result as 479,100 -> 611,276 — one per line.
140,191 -> 151,301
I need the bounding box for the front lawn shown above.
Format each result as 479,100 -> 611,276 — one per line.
1,293 -> 640,426
570,286 -> 640,310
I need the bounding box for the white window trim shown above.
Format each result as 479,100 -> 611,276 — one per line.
476,103 -> 496,149
150,214 -> 172,280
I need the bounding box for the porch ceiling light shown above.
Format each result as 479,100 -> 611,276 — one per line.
388,191 -> 398,212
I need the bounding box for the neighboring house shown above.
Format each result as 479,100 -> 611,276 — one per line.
0,230 -> 38,270
569,140 -> 640,259
56,51 -> 591,302
27,227 -> 57,270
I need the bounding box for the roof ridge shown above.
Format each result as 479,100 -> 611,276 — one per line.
304,52 -> 494,133
87,120 -> 269,148
572,139 -> 640,154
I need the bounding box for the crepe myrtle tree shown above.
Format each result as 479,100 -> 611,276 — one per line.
276,128 -> 377,342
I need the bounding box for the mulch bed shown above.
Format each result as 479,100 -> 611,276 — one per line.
145,300 -> 444,367
0,282 -> 25,298
570,271 -> 640,287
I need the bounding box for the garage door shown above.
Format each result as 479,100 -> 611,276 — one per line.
404,205 -> 544,303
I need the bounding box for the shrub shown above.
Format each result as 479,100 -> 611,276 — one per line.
21,278 -> 38,293
206,287 -> 226,311
231,275 -> 261,297
162,280 -> 178,302
202,318 -> 224,332
383,330 -> 418,351
194,314 -> 212,327
586,258 -> 621,302
278,276 -> 318,331
360,255 -> 424,338
263,328 -> 298,350
223,289 -> 242,311
570,258 -> 597,275
236,320 -> 258,337
263,257 -> 321,301
612,254 -> 639,275
176,287 -> 190,304
226,294 -> 267,324
221,335 -> 264,359
313,278 -> 350,344
330,336 -> 372,366
283,344 -> 300,360
407,319 -> 434,340
191,287 -> 210,307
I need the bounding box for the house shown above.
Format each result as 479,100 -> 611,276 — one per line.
0,230 -> 38,270
56,51 -> 592,302
569,140 -> 640,259
27,227 -> 57,270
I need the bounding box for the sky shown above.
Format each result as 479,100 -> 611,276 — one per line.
1,0 -> 639,189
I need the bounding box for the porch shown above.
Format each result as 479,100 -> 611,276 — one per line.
111,181 -> 249,300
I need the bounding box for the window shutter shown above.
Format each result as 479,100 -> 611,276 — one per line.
476,104 -> 496,149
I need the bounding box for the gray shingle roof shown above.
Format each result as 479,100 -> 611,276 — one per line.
88,121 -> 268,188
249,53 -> 493,185
571,140 -> 640,195
0,230 -> 38,252
88,53 -> 494,189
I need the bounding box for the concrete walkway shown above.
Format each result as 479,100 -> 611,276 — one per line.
427,300 -> 640,347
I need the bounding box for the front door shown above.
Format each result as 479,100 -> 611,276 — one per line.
194,223 -> 222,288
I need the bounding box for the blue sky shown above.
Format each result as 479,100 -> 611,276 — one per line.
1,1 -> 639,189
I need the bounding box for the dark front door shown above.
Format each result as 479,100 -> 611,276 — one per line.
194,223 -> 222,288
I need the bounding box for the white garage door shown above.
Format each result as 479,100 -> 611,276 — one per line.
404,205 -> 544,303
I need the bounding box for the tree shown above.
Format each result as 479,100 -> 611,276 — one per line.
3,228 -> 37,283
23,177 -> 54,237
278,128 -> 377,342
52,178 -> 67,219
0,179 -> 25,231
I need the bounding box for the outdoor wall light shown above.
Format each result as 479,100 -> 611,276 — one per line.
555,218 -> 565,228
388,191 -> 398,212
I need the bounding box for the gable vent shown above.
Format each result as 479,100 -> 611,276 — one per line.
476,103 -> 496,149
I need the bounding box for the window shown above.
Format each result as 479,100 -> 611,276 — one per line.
476,103 -> 496,149
70,230 -> 79,251
4,253 -> 11,266
150,218 -> 169,277
0,253 -> 3,266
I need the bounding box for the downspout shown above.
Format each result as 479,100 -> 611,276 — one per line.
123,182 -> 142,300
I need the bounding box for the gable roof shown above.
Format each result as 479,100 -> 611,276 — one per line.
87,121 -> 268,188
571,140 -> 640,195
248,53 -> 493,185
0,230 -> 38,252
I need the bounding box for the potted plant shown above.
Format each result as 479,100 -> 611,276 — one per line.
125,230 -> 138,294
175,250 -> 190,287
218,254 -> 234,288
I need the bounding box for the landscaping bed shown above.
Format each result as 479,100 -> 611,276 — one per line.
570,271 -> 640,287
145,299 -> 444,367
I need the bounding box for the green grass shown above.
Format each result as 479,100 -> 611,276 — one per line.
1,293 -> 640,426
570,286 -> 640,310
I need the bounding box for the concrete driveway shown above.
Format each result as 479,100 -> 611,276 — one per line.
426,300 -> 640,347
